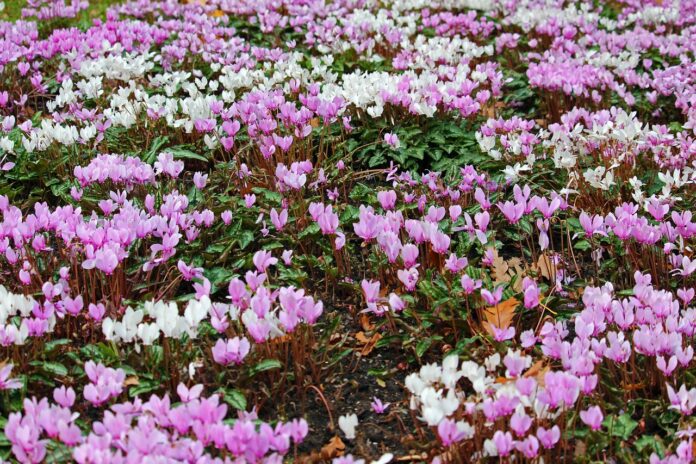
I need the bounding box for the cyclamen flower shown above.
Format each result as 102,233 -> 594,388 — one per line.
579,212 -> 606,237
338,414 -> 358,440
537,425 -> 561,449
401,244 -> 419,267
0,364 -> 21,390
522,277 -> 540,309
397,267 -> 419,291
667,384 -> 696,415
53,386 -> 76,407
384,133 -> 400,149
498,201 -> 525,224
154,152 -> 184,178
445,254 -> 468,273
580,406 -> 603,430
253,250 -> 278,273
377,190 -> 397,210
212,337 -> 251,366
430,232 -> 451,254
388,293 -> 406,312
461,274 -> 482,294
371,397 -> 389,414
491,430 -> 514,456
83,361 -> 125,406
437,419 -> 472,446
193,172 -> 208,189
281,249 -> 293,265
362,280 -> 381,303
270,208 -> 289,231
354,206 -> 382,240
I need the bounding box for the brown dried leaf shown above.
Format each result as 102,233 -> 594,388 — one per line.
360,313 -> 375,331
355,331 -> 382,356
536,254 -> 555,280
269,334 -> 292,345
124,376 -> 139,387
482,297 -> 518,336
523,360 -> 544,378
525,361 -> 550,387
321,436 -> 345,460
491,252 -> 510,284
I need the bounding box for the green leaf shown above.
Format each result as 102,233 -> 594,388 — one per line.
605,413 -> 638,440
634,435 -> 664,455
129,379 -> 162,398
298,223 -> 320,239
223,389 -> 247,411
44,338 -> 71,353
574,239 -> 591,251
33,361 -> 68,377
415,338 -> 432,358
169,147 -> 208,162
328,348 -> 353,367
143,136 -> 169,164
248,359 -> 282,376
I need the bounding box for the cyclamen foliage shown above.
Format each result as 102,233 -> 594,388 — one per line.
0,0 -> 695,462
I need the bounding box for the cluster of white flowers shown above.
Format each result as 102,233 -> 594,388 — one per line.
102,296 -> 211,346
478,108 -> 696,203
0,286 -> 41,346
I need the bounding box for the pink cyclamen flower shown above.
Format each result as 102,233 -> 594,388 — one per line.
361,279 -> 381,303
0,364 -> 21,390
53,386 -> 76,408
88,303 -> 106,322
438,418 -> 467,446
212,337 -> 251,366
282,250 -> 293,265
371,397 -> 389,414
536,425 -> 561,449
580,406 -> 603,430
396,264 -> 418,290
193,172 -> 208,189
244,194 -> 256,208
270,208 -> 289,231
384,132 -> 400,149
253,250 -> 278,273
177,383 -> 203,402
492,430 -> 514,456
377,190 -> 397,210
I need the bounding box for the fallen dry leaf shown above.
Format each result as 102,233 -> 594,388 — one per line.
321,435 -> 345,460
482,297 -> 519,336
360,313 -> 375,331
536,254 -> 556,280
269,334 -> 293,345
355,331 -> 382,356
526,360 -> 550,387
523,360 -> 545,378
491,251 -> 510,284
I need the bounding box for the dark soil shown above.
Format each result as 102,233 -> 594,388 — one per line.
258,308 -> 433,463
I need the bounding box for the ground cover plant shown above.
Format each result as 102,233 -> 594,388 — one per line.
0,0 -> 695,462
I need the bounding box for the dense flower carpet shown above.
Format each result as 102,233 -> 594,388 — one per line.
0,0 -> 695,462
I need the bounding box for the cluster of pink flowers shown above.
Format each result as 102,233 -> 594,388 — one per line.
0,0 -> 695,461
6,373 -> 308,463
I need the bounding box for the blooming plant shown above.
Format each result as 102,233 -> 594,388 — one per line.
0,0 -> 695,462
